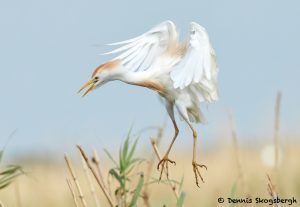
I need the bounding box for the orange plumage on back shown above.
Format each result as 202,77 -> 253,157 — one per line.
136,80 -> 165,94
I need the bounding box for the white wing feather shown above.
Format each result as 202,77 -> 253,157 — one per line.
104,21 -> 178,73
170,22 -> 218,102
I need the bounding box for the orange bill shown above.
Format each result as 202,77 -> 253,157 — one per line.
78,79 -> 96,97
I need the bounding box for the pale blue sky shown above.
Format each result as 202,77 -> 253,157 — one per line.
0,0 -> 299,157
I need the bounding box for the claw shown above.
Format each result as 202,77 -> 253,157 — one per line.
192,161 -> 207,187
157,157 -> 176,181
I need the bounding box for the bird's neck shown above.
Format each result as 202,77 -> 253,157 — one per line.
106,66 -> 164,93
115,71 -> 164,94
116,71 -> 150,85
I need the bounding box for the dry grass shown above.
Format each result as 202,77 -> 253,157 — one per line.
0,142 -> 299,207
64,153 -> 87,207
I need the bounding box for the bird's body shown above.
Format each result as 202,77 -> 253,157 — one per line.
79,20 -> 218,186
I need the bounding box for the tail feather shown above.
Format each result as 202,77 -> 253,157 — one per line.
187,106 -> 206,123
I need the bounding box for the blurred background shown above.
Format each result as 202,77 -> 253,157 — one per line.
0,0 -> 300,206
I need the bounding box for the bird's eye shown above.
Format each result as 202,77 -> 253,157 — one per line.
191,30 -> 196,35
94,77 -> 99,81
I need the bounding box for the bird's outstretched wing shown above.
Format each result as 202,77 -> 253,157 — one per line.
104,21 -> 178,73
170,22 -> 218,101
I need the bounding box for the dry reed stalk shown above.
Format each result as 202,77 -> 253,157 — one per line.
228,111 -> 246,193
76,145 -> 115,207
66,178 -> 79,207
92,148 -> 107,191
151,139 -> 179,200
274,92 -> 282,171
79,152 -> 101,207
267,174 -> 282,207
64,154 -> 87,207
142,126 -> 165,207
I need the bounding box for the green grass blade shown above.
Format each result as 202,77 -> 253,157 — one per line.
128,158 -> 143,166
229,181 -> 238,207
0,129 -> 18,164
0,172 -> 23,188
127,138 -> 138,162
230,181 -> 237,198
109,168 -> 124,188
121,129 -> 134,172
178,176 -> 184,194
119,145 -> 125,173
122,135 -> 130,162
104,149 -> 118,166
0,181 -> 12,189
176,192 -> 186,207
0,165 -> 22,175
129,173 -> 144,207
0,151 -> 3,164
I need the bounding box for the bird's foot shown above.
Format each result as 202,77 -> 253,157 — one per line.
157,156 -> 176,181
192,161 -> 207,187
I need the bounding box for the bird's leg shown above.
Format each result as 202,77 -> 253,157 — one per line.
189,124 -> 207,187
157,120 -> 178,181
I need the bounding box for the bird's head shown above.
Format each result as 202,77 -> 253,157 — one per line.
78,60 -> 120,97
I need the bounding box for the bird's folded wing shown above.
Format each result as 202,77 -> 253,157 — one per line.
104,21 -> 178,73
170,22 -> 219,101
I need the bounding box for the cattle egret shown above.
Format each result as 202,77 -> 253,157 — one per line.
79,21 -> 219,187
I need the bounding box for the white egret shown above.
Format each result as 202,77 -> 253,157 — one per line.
79,20 -> 219,186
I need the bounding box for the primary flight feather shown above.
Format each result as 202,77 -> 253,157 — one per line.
79,20 -> 219,187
